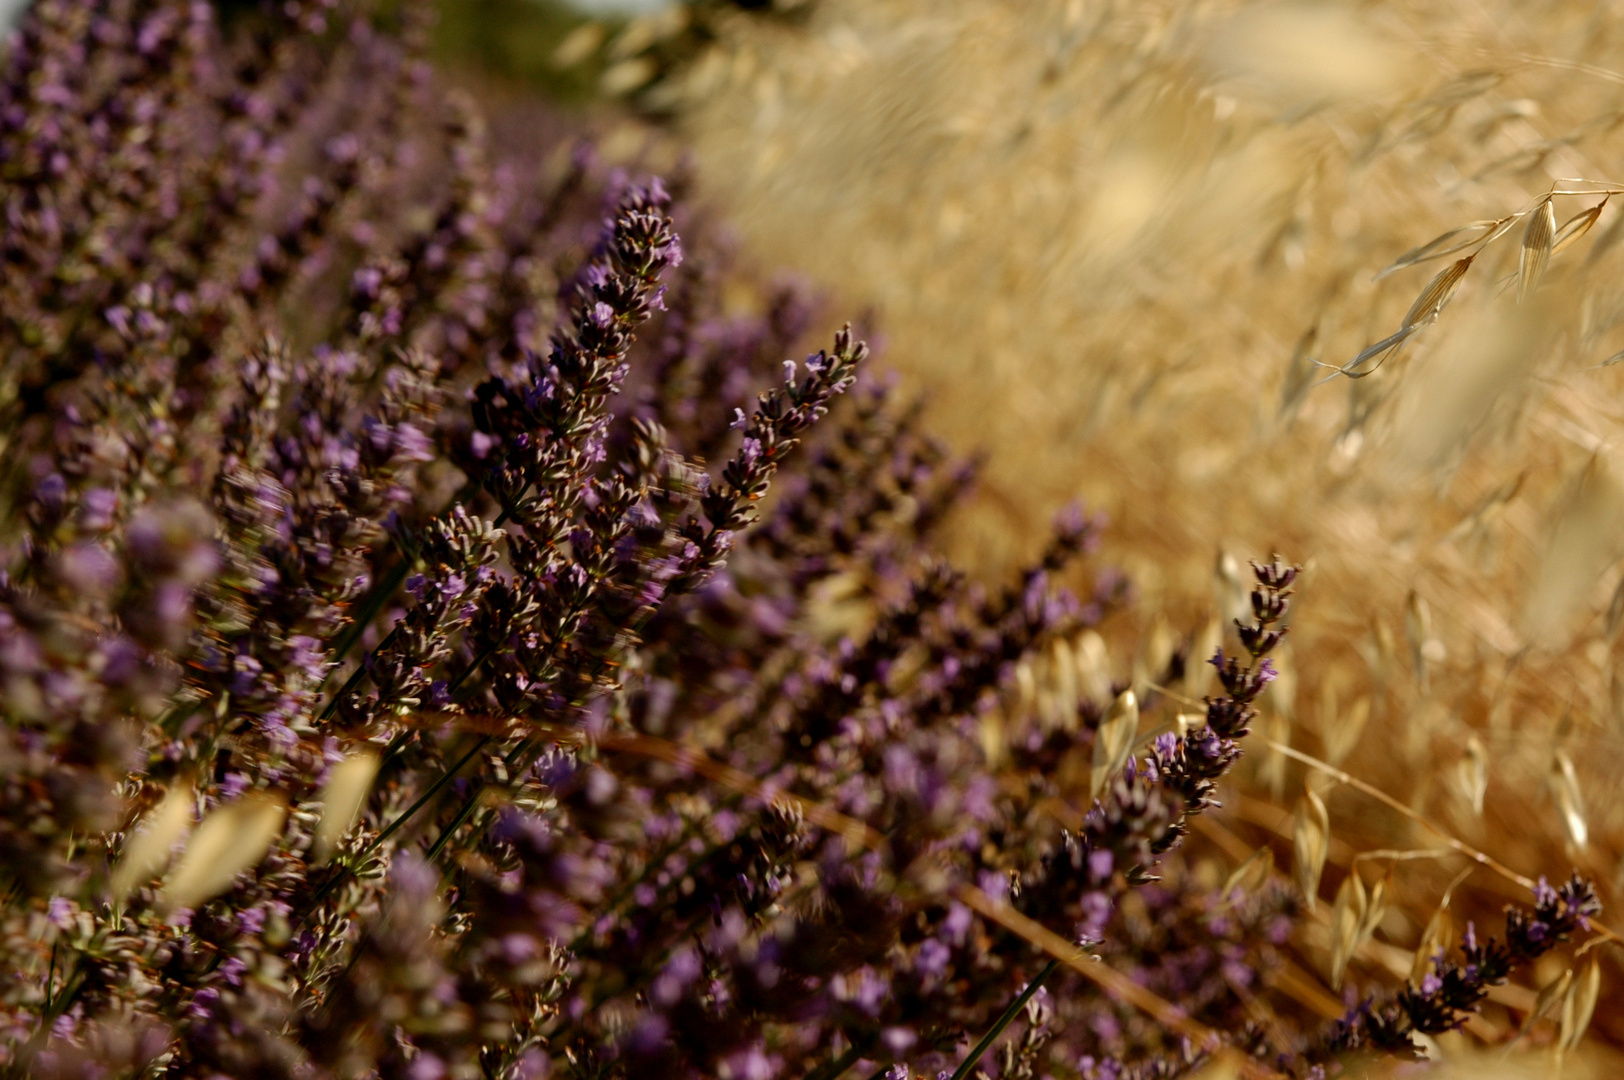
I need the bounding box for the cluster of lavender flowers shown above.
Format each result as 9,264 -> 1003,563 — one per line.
0,4 -> 1600,1080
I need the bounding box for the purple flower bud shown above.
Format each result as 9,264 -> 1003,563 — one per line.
47,897 -> 75,930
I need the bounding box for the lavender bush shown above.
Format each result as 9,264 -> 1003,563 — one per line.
0,4 -> 1602,1079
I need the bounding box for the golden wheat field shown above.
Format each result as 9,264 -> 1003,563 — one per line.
518,0 -> 1624,1068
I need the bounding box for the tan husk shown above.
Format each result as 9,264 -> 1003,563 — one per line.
160,792 -> 288,912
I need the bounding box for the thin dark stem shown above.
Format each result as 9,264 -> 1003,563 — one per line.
424,738 -> 533,862
43,940 -> 55,1012
946,959 -> 1059,1080
324,557 -> 409,673
422,786 -> 483,862
304,734 -> 492,910
367,735 -> 491,851
317,478 -> 512,723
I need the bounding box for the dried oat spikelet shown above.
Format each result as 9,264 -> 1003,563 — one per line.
1184,618 -> 1221,699
1456,734 -> 1488,816
1411,895 -> 1456,983
1519,967 -> 1573,1041
1377,219 -> 1502,279
1324,694 -> 1370,766
313,747 -> 382,864
1361,864 -> 1392,946
1132,614 -> 1173,699
1329,870 -> 1367,989
1222,846 -> 1274,900
1404,590 -> 1442,689
161,792 -> 288,911
111,782 -> 195,902
1073,630 -> 1112,703
1014,658 -> 1038,719
1050,637 -> 1079,726
1517,197 -> 1555,301
1258,710 -> 1290,801
1292,787 -> 1330,911
1215,551 -> 1249,628
1552,197 -> 1607,257
1089,689 -> 1138,800
978,705 -> 1009,769
1559,957 -> 1602,1052
1551,749 -> 1588,851
1401,255 -> 1473,329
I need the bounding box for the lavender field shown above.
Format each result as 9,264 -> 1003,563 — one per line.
2,2 -> 1621,1078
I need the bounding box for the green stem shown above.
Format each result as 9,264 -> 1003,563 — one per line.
946,959 -> 1059,1080
424,738 -> 533,862
43,940 -> 55,1011
305,734 -> 492,909
324,557 -> 410,674
317,475 -> 509,722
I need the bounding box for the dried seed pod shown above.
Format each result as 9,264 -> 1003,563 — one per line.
552,22 -> 606,68
1324,694 -> 1370,766
1400,255 -> 1473,329
1410,901 -> 1455,984
1360,864 -> 1393,946
313,747 -> 382,864
1037,683 -> 1063,732
1560,957 -> 1602,1051
1222,846 -> 1275,899
111,782 -> 195,902
1456,735 -> 1487,816
1329,870 -> 1368,989
978,706 -> 1009,769
1072,630 -> 1112,703
1551,749 -> 1588,851
1551,198 -> 1607,257
1404,590 -> 1434,688
1292,788 -> 1330,911
161,792 -> 288,912
1522,967 -> 1573,1038
1518,197 -> 1555,301
1133,614 -> 1173,698
1258,710 -> 1290,801
1184,618 -> 1221,699
1050,637 -> 1079,719
1215,551 -> 1249,629
1377,219 -> 1502,278
1341,326 -> 1416,379
1089,690 -> 1139,800
1015,658 -> 1037,717
1365,618 -> 1396,688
